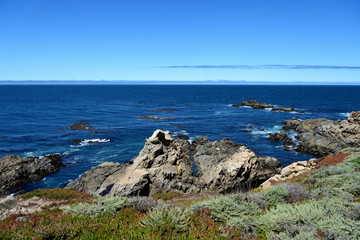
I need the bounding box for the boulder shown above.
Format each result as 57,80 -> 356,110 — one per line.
66,130 -> 281,196
348,111 -> 360,124
268,130 -> 288,142
0,196 -> 17,211
282,118 -> 301,130
192,137 -> 281,192
0,154 -> 64,195
260,158 -> 317,189
176,135 -> 189,140
268,130 -> 296,151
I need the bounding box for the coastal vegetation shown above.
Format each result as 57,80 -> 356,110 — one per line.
1,148 -> 359,239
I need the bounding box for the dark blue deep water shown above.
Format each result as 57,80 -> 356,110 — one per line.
1,85 -> 359,192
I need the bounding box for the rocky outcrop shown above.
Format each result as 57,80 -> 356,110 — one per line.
271,107 -> 304,114
282,118 -> 301,130
68,121 -> 95,132
67,130 -> 197,196
268,130 -> 288,142
192,137 -> 282,193
66,130 -> 281,197
268,130 -> 296,151
260,159 -> 317,189
232,100 -> 303,113
232,100 -> 274,109
282,112 -> 360,156
0,154 -> 64,195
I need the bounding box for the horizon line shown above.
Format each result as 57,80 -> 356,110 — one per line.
160,64 -> 360,70
0,80 -> 359,85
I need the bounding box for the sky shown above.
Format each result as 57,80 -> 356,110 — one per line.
0,0 -> 359,83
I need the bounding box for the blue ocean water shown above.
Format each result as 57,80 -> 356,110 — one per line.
0,85 -> 359,192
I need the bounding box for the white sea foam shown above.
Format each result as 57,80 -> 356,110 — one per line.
339,112 -> 351,118
79,138 -> 110,145
264,108 -> 272,112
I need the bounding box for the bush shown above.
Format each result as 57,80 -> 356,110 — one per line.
126,196 -> 159,212
276,182 -> 311,203
64,196 -> 127,217
192,194 -> 261,223
261,186 -> 288,207
140,206 -> 190,233
257,198 -> 360,239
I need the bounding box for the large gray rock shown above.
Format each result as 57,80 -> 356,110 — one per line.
283,113 -> 360,156
0,154 -> 64,195
66,130 -> 281,196
192,137 -> 281,193
0,195 -> 17,210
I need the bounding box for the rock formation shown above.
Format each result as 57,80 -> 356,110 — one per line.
66,130 -> 281,197
260,159 -> 317,189
282,112 -> 360,156
232,100 -> 274,109
268,130 -> 296,151
0,154 -> 64,195
232,100 -> 303,113
191,137 -> 282,193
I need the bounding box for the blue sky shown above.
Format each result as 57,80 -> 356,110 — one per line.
0,0 -> 359,82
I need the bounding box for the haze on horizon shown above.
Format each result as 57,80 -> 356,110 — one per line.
0,0 -> 359,83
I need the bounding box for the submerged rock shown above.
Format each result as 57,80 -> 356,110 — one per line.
271,106 -> 304,113
138,115 -> 175,122
66,130 -> 281,197
0,154 -> 64,195
68,121 -> 95,132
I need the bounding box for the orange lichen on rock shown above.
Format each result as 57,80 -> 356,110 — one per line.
350,111 -> 360,118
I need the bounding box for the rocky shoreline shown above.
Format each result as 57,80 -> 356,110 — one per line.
270,111 -> 360,156
66,130 -> 281,196
0,154 -> 64,196
1,111 -> 359,198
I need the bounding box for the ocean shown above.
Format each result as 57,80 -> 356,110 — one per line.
0,85 -> 359,192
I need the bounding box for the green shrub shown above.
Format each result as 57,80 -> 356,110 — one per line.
64,196 -> 127,217
276,182 -> 311,203
192,193 -> 262,232
261,186 -> 288,207
257,198 -> 360,239
126,196 -> 159,212
140,206 -> 190,233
